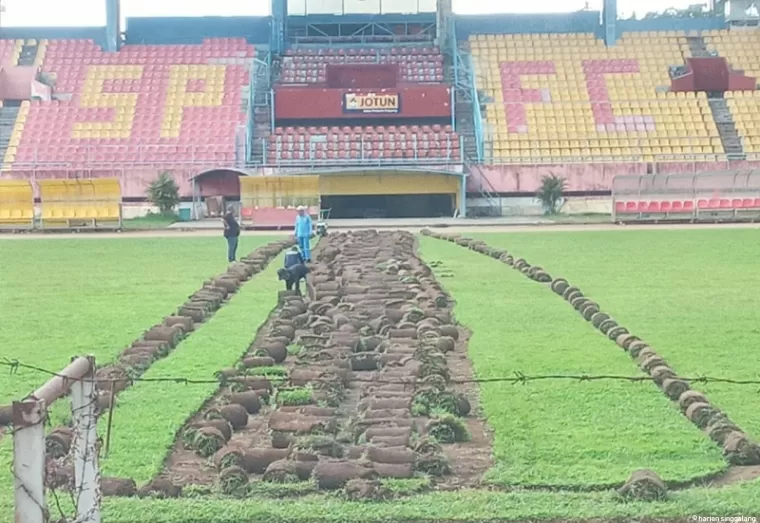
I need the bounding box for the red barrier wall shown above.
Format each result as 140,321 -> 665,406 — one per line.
11,160 -> 760,199
326,64 -> 398,89
671,57 -> 756,92
469,160 -> 748,193
274,85 -> 452,120
0,66 -> 40,100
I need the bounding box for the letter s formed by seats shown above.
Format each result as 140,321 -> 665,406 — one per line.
160,64 -> 226,138
72,65 -> 143,140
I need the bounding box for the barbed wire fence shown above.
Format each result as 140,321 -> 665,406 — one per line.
4,356 -> 101,523
2,355 -> 760,523
3,357 -> 760,388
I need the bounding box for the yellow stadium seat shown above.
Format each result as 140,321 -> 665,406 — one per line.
0,180 -> 34,228
38,179 -> 121,228
469,31 -> 723,162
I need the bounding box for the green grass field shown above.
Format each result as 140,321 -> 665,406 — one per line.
0,236 -> 272,405
1,229 -> 759,522
418,237 -> 726,487
472,229 -> 760,440
99,259 -> 282,482
0,254 -> 283,512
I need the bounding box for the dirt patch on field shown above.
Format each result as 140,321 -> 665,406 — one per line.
704,465 -> 760,487
437,327 -> 494,489
147,230 -> 495,497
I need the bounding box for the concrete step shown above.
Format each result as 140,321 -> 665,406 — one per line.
17,44 -> 38,66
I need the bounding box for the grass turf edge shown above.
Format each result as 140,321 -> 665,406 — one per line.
67,479 -> 760,523
95,256 -> 285,482
416,235 -> 726,488
0,252 -> 284,520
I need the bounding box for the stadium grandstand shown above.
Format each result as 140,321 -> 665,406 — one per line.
1,0 -> 760,229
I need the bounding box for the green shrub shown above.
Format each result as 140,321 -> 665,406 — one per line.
147,171 -> 181,215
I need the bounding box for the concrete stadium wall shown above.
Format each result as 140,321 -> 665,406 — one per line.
1,12 -> 726,49
470,163 -> 636,193
124,16 -> 271,45
123,203 -> 160,219
289,13 -> 435,25
455,12 -> 600,39
615,16 -> 726,34
453,13 -> 726,40
0,27 -> 107,46
561,196 -> 612,215
466,195 -> 612,217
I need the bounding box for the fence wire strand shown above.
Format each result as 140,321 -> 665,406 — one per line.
3,357 -> 760,390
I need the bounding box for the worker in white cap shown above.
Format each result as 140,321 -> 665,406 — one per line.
293,205 -> 313,262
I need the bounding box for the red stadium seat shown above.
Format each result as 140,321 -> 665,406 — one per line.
267,124 -> 459,166
646,201 -> 660,212
660,201 -> 672,212
13,38 -> 252,169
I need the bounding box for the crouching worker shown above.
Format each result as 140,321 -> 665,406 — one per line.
278,246 -> 310,295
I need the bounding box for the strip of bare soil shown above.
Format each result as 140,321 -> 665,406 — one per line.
142,230 -> 492,500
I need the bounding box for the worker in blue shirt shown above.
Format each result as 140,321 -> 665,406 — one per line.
293,206 -> 313,262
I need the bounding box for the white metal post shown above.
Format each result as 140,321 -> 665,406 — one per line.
13,399 -> 47,523
71,357 -> 101,523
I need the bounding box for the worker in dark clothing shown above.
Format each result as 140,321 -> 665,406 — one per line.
283,245 -> 304,268
222,210 -> 240,263
278,246 -> 309,294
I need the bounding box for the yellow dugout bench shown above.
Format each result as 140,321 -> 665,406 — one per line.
239,175 -> 320,227
0,180 -> 35,229
39,178 -> 122,229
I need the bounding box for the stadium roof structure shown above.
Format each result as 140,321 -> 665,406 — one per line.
0,0 -> 729,52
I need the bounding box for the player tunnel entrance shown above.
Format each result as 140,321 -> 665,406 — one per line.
318,171 -> 460,219
321,194 -> 453,219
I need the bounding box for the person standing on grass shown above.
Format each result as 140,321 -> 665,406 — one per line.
294,205 -> 313,262
222,209 -> 240,263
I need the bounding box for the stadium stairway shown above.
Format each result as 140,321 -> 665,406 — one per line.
683,34 -> 745,160
0,105 -> 20,168
686,36 -> 711,58
17,40 -> 39,66
453,42 -> 478,161
709,94 -> 746,160
455,100 -> 478,160
250,50 -> 272,165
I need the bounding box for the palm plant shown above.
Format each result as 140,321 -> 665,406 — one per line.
536,174 -> 567,215
147,171 -> 180,215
